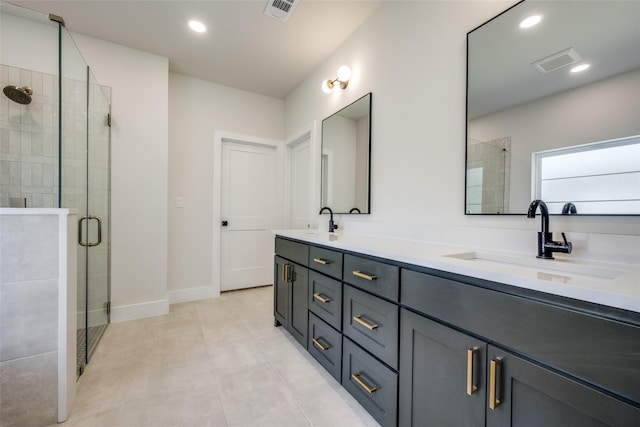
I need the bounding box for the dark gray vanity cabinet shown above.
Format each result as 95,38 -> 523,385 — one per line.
274,236 -> 640,427
274,256 -> 309,348
486,345 -> 640,427
274,256 -> 290,326
398,306 -> 640,427
399,308 -> 487,426
273,239 -> 309,349
401,268 -> 640,427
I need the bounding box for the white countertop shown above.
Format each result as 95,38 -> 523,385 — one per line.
274,230 -> 640,314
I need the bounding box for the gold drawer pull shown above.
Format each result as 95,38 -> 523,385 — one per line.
313,293 -> 331,303
353,271 -> 377,281
467,347 -> 479,395
353,315 -> 378,330
312,337 -> 330,351
352,372 -> 378,394
489,358 -> 502,410
313,258 -> 331,265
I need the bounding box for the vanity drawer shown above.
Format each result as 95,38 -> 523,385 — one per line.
309,246 -> 343,280
344,254 -> 399,301
343,337 -> 398,427
308,312 -> 342,382
275,237 -> 309,267
343,285 -> 399,369
308,270 -> 342,330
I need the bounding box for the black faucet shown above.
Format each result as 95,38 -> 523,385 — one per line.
319,207 -> 338,232
561,202 -> 577,215
527,199 -> 572,259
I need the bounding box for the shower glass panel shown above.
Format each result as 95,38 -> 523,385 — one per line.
0,3 -> 59,208
59,24 -> 111,375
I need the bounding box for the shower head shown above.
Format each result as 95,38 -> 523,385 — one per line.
3,85 -> 33,105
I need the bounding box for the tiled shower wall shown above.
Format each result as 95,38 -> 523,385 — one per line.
0,213 -> 60,426
466,137 -> 511,214
0,65 -> 109,211
0,64 -> 58,208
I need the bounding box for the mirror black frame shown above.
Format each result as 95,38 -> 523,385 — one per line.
321,92 -> 372,214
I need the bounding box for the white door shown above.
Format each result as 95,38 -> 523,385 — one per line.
289,136 -> 311,229
221,140 -> 278,291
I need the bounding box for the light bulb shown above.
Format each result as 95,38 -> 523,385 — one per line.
188,20 -> 207,33
519,15 -> 542,29
337,66 -> 352,82
321,79 -> 334,94
570,64 -> 590,73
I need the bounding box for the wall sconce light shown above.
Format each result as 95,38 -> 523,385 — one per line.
321,65 -> 352,93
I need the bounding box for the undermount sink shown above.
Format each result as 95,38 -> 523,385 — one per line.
445,251 -> 627,281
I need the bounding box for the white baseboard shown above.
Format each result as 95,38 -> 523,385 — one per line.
168,285 -> 220,305
110,299 -> 169,323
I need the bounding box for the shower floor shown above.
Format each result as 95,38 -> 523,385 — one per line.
77,324 -> 107,373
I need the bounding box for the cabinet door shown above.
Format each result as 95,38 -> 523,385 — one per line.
289,265 -> 309,348
486,345 -> 640,427
399,309 -> 487,427
274,256 -> 289,327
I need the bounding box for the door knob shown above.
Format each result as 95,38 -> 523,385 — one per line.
221,220 -> 228,226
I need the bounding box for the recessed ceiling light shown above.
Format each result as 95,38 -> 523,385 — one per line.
571,64 -> 590,73
188,20 -> 206,33
519,15 -> 542,29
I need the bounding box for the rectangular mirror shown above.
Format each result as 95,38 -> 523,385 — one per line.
466,0 -> 640,215
321,92 -> 372,214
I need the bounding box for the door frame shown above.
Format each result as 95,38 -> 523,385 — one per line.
283,122 -> 317,229
212,130 -> 284,295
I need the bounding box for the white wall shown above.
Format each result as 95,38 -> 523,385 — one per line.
167,73 -> 284,302
284,1 -> 640,263
70,34 -> 170,321
0,10 -> 57,74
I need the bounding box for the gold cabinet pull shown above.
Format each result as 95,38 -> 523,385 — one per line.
313,258 -> 331,265
489,358 -> 502,410
313,293 -> 331,303
352,270 -> 377,281
312,337 -> 330,351
467,347 -> 479,395
282,263 -> 291,282
353,315 -> 378,330
352,372 -> 378,394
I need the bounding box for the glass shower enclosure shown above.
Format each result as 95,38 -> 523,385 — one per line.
0,1 -> 111,376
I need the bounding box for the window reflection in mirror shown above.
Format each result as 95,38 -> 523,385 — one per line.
466,0 -> 640,215
321,93 -> 371,214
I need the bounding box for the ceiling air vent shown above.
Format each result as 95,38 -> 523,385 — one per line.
532,48 -> 582,73
264,0 -> 298,22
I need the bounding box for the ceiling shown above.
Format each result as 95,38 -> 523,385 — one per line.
468,0 -> 640,119
8,0 -> 383,99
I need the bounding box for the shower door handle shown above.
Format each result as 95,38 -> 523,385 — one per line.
79,216 -> 102,247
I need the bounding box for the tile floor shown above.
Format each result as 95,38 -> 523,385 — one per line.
55,286 -> 379,427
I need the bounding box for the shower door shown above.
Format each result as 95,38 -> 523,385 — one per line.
84,69 -> 111,365
60,26 -> 110,376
